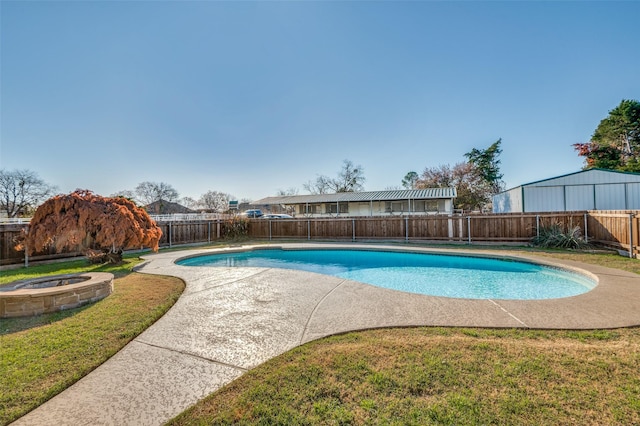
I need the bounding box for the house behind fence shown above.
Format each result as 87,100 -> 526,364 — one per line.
252,188 -> 457,217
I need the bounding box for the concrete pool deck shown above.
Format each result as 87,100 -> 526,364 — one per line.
12,243 -> 640,425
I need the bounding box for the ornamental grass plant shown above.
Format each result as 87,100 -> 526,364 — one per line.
530,223 -> 591,250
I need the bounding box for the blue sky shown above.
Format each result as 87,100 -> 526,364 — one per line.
2,1 -> 639,202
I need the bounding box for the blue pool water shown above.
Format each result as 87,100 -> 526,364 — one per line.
177,249 -> 596,300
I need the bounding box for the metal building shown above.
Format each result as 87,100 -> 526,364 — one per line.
493,169 -> 640,213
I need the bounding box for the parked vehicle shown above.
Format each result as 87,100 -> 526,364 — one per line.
241,209 -> 263,218
261,214 -> 293,219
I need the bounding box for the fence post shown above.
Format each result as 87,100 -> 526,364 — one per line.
583,213 -> 588,243
217,221 -> 221,239
169,222 -> 172,248
536,215 -> 540,238
208,221 -> 211,243
352,219 -> 356,242
269,220 -> 272,241
405,216 -> 409,241
308,219 -> 311,240
467,216 -> 471,244
629,213 -> 634,258
24,243 -> 29,268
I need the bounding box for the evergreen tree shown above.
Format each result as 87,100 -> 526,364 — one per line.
464,139 -> 504,194
574,99 -> 640,171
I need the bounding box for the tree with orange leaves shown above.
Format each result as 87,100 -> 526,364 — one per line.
17,190 -> 162,264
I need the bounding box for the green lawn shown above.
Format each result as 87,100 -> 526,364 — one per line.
168,327 -> 640,425
0,258 -> 185,425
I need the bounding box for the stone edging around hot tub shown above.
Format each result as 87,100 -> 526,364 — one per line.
0,272 -> 114,318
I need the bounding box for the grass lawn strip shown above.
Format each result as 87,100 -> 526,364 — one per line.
168,327 -> 640,425
0,259 -> 185,425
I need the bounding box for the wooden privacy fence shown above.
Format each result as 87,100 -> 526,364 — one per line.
0,224 -> 85,266
2,211 -> 640,265
0,220 -> 229,266
157,220 -> 222,248
248,211 -> 640,257
586,211 -> 640,257
249,212 -> 587,243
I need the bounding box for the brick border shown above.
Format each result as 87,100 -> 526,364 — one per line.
0,272 -> 114,318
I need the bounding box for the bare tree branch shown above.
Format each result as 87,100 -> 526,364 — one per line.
0,169 -> 57,217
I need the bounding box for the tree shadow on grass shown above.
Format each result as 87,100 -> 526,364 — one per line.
0,303 -> 93,335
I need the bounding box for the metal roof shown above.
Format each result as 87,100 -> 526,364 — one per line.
253,188 -> 457,205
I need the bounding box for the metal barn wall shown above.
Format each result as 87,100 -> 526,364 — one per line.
523,184 -> 640,212
626,183 -> 640,208
492,187 -> 522,213
565,185 -> 595,210
494,170 -> 640,213
595,184 -> 625,210
523,186 -> 565,212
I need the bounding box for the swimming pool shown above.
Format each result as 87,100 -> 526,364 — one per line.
177,249 -> 596,300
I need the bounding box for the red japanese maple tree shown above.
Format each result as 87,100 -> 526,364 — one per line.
18,190 -> 162,263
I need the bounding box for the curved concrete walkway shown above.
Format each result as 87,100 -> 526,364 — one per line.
12,243 -> 640,425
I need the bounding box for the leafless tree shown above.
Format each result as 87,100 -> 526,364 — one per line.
198,190 -> 234,212
303,175 -> 333,195
277,187 -> 299,196
134,181 -> 179,206
0,169 -> 57,217
303,160 -> 365,194
181,196 -> 199,210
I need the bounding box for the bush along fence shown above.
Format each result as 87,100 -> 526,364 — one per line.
1,211 -> 639,266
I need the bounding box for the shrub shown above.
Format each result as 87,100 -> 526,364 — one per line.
221,216 -> 249,239
530,223 -> 591,249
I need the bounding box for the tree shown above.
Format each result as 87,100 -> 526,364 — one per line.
401,171 -> 419,189
572,142 -> 624,170
111,189 -> 136,200
592,99 -> 640,156
574,99 -> 640,171
134,181 -> 179,206
17,190 -> 162,264
198,191 -> 234,213
418,164 -> 456,188
277,187 -> 299,196
464,139 -> 504,194
0,169 -> 57,217
332,159 -> 365,192
417,162 -> 490,211
181,196 -> 199,210
303,159 -> 366,194
303,175 -> 333,195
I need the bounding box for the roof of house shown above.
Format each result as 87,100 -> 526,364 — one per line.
253,188 -> 457,205
144,200 -> 196,215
